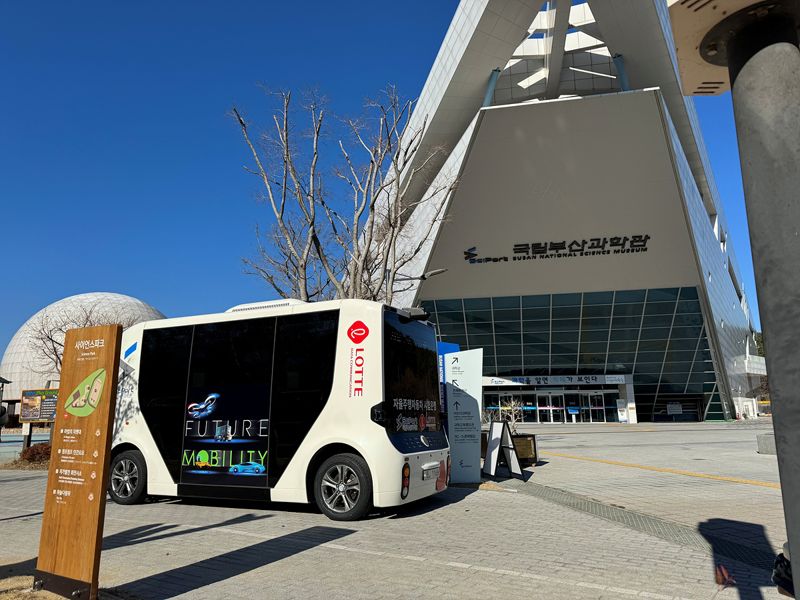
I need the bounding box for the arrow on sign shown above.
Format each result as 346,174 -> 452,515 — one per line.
452,379 -> 460,387
451,356 -> 459,364
454,400 -> 461,410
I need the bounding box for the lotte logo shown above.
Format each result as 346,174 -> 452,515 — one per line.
347,321 -> 369,344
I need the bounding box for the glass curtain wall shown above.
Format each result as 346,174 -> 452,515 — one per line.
421,287 -> 726,422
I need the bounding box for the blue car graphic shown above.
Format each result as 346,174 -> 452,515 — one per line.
229,461 -> 266,474
187,393 -> 219,419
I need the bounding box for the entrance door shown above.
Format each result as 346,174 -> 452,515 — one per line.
590,393 -> 606,423
550,394 -> 565,423
537,394 -> 551,423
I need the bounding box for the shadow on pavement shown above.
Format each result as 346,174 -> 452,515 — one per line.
383,486 -> 476,519
112,525 -> 354,599
698,518 -> 777,600
102,513 -> 271,551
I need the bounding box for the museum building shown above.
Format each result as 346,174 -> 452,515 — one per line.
394,0 -> 767,422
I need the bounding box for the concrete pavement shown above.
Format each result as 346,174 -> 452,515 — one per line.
0,421 -> 784,599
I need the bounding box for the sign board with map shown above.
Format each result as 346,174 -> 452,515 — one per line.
20,389 -> 59,423
35,324 -> 122,600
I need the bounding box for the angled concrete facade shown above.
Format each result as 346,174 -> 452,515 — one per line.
398,0 -> 764,422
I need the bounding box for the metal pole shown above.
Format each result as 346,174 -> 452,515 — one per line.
729,34 -> 800,561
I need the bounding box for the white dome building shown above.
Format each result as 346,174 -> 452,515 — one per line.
0,292 -> 164,402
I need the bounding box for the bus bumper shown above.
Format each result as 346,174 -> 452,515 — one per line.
373,448 -> 449,508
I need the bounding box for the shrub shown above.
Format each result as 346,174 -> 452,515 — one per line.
20,443 -> 51,463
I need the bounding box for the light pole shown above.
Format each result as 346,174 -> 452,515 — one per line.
671,0 -> 800,573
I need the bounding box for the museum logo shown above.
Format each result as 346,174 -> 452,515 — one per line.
464,234 -> 651,265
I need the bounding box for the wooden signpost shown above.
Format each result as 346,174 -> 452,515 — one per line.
35,324 -> 122,600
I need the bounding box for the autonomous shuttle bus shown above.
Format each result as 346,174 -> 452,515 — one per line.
109,299 -> 450,520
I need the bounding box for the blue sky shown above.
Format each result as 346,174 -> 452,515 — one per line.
0,1 -> 758,355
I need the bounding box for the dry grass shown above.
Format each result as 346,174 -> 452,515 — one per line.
0,577 -> 60,600
0,461 -> 49,471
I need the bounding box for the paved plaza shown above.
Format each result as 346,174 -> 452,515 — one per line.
0,420 -> 784,599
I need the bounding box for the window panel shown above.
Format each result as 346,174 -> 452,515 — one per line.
552,330 -> 580,342
582,304 -> 612,318
666,350 -> 697,363
493,309 -> 520,322
497,365 -> 522,376
638,327 -> 671,340
648,288 -> 680,302
443,334 -> 468,347
613,303 -> 644,317
523,332 -> 549,344
581,329 -> 610,342
579,353 -> 606,365
612,316 -> 642,329
496,344 -> 522,356
495,355 -> 522,367
465,310 -> 493,324
493,296 -> 521,310
552,319 -> 580,331
522,331 -> 549,344
522,295 -> 550,308
524,356 -> 550,367
633,374 -> 659,385
523,321 -> 550,333
468,334 -> 494,346
637,339 -> 668,352
552,305 -> 581,319
552,342 -> 579,354
494,321 -> 521,334
435,299 -> 462,312
523,344 -> 550,356
634,362 -> 663,374
607,352 -> 636,364
580,341 -> 608,354
673,313 -> 704,327
671,326 -> 703,339
463,297 -> 491,310
634,383 -> 659,394
685,382 -> 704,394
466,322 -> 494,335
610,328 -> 640,341
552,293 -> 582,306
583,291 -> 613,305
659,383 -> 688,394
522,307 -> 550,320
660,371 -> 691,383
420,301 -> 436,314
676,300 -> 702,314
609,341 -> 638,353
438,323 -> 466,336
644,302 -> 676,315
495,333 -> 521,345
668,338 -> 698,351
582,318 -> 610,330
679,287 -> 699,300
551,354 -> 578,366
637,351 -> 666,363
615,289 -> 646,303
436,312 -> 466,325
641,315 -> 673,328
606,361 -> 634,374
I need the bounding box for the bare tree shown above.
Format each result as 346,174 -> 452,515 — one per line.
26,302 -> 140,376
234,87 -> 455,305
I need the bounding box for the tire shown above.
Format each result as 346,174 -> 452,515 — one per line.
313,453 -> 372,521
109,449 -> 147,505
